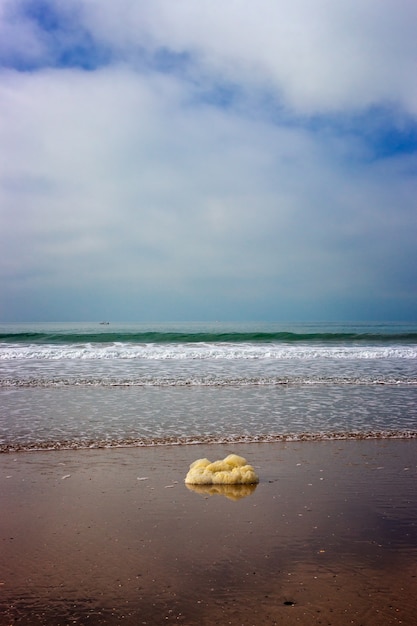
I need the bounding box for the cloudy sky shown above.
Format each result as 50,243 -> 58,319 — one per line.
1,0 -> 416,322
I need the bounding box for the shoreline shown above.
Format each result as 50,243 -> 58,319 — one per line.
1,439 -> 416,625
1,428 -> 417,454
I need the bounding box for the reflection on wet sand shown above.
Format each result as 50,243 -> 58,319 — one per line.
0,440 -> 416,625
185,482 -> 258,500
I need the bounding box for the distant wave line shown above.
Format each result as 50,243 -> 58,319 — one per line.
2,330 -> 417,344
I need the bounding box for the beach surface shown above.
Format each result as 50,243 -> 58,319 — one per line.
1,439 -> 416,625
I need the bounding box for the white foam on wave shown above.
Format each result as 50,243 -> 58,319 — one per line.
1,343 -> 417,360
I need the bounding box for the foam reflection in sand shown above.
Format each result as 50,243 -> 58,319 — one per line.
186,482 -> 257,501
185,454 -> 259,486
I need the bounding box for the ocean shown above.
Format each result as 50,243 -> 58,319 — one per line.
1,321 -> 416,451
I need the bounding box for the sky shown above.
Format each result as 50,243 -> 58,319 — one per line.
1,0 -> 417,322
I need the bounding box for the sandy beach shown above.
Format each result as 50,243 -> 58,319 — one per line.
1,439 -> 416,625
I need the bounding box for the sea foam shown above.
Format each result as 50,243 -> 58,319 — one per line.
1,343 -> 416,361
185,454 -> 259,485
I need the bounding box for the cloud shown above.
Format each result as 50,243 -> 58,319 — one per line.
0,1 -> 416,321
3,0 -> 417,113
74,0 -> 417,115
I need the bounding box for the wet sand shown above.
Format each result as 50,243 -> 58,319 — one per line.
1,439 -> 416,625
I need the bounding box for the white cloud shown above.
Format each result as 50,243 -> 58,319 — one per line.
0,1 -> 416,320
75,0 -> 417,115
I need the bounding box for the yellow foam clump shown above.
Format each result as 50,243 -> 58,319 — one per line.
185,454 -> 259,485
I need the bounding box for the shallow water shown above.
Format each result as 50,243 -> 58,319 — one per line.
1,383 -> 417,452
1,322 -> 416,450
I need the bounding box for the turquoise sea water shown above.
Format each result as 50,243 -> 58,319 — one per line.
0,321 -> 416,450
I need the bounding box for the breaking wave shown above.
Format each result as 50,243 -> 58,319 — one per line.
2,328 -> 417,344
2,344 -> 417,361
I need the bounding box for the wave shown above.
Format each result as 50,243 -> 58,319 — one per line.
2,430 -> 416,453
1,344 -> 417,360
2,329 -> 417,345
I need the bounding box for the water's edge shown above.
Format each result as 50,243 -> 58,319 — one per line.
2,429 -> 416,453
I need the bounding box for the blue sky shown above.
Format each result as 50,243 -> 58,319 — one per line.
1,0 -> 416,322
